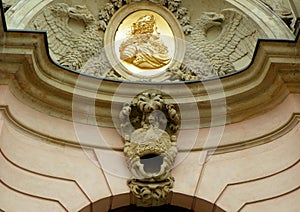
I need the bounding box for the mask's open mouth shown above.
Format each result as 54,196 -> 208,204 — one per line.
140,154 -> 164,174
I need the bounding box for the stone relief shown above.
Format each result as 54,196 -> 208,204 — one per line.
119,92 -> 179,206
167,8 -> 261,80
128,176 -> 175,206
259,0 -> 294,28
28,2 -> 262,82
82,7 -> 261,81
160,0 -> 193,35
99,0 -> 192,34
80,49 -> 113,78
30,3 -> 102,70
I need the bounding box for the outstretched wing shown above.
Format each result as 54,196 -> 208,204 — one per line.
31,3 -> 77,62
182,8 -> 261,80
213,9 -> 260,70
31,3 -> 102,70
81,50 -> 113,78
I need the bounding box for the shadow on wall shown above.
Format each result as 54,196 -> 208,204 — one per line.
109,204 -> 194,212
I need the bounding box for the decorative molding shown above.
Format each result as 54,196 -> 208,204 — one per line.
0,28 -> 299,127
258,0 -> 294,28
226,0 -> 295,39
0,7 -> 300,131
0,99 -> 299,154
211,114 -> 300,155
215,159 -> 300,211
2,0 -> 20,12
0,150 -> 90,211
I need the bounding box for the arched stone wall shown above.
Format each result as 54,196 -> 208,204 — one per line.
0,3 -> 300,212
1,84 -> 299,211
78,194 -> 226,212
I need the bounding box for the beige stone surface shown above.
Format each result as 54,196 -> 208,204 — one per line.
170,151 -> 207,209
195,123 -> 300,210
1,152 -> 90,210
0,182 -> 65,212
0,85 -> 125,149
0,86 -> 9,105
0,84 -> 299,211
94,149 -> 130,209
241,187 -> 300,212
218,162 -> 300,211
0,121 -> 112,210
1,1 -> 300,211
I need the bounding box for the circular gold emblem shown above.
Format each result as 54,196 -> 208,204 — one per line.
115,11 -> 175,76
104,2 -> 185,80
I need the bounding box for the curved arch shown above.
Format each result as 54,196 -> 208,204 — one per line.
78,193 -> 226,212
226,0 -> 294,39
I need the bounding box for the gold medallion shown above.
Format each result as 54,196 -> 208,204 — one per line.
115,10 -> 175,77
104,2 -> 185,81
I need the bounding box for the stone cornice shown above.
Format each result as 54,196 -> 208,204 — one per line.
0,8 -> 300,128
1,95 -> 299,153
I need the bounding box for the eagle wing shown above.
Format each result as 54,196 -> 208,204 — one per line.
181,8 -> 261,79
214,9 -> 259,69
31,3 -> 102,70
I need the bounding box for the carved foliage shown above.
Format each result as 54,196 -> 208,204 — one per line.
128,175 -> 174,207
98,0 -> 192,34
120,92 -> 179,138
120,91 -> 179,206
159,0 -> 193,34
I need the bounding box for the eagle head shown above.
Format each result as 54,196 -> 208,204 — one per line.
67,5 -> 95,24
196,12 -> 225,31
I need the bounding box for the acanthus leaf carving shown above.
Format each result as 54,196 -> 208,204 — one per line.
128,175 -> 174,207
